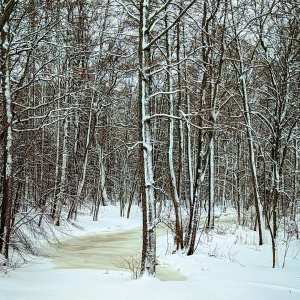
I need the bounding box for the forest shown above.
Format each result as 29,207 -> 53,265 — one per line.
0,0 -> 299,277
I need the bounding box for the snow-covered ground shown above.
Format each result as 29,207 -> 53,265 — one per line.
0,205 -> 299,300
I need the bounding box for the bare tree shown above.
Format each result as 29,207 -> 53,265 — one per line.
0,0 -> 16,265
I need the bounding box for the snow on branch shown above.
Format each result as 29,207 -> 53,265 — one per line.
149,89 -> 183,99
115,0 -> 139,23
143,114 -> 181,122
0,0 -> 16,31
149,0 -> 173,24
143,0 -> 196,50
127,141 -> 143,151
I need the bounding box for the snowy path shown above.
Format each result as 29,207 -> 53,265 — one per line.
0,206 -> 300,300
47,226 -> 186,281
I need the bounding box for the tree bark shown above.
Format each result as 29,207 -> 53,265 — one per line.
0,14 -> 13,263
139,0 -> 156,277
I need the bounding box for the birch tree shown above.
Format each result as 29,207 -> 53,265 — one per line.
0,0 -> 16,265
254,0 -> 300,267
137,0 -> 196,276
227,0 -> 264,246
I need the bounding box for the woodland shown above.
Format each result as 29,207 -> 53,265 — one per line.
0,0 -> 299,277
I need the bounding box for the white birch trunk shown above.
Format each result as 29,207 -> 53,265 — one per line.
293,136 -> 298,222
239,48 -> 264,245
185,95 -> 196,249
54,113 -> 69,225
0,57 -> 13,263
166,26 -> 182,250
208,130 -> 215,228
187,95 -> 194,207
140,0 -> 156,277
68,95 -> 94,220
97,138 -> 108,204
99,147 -> 109,205
222,151 -> 228,212
52,75 -> 61,219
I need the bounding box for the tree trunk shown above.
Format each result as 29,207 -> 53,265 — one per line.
0,38 -> 13,264
239,52 -> 263,245
139,0 -> 156,277
54,113 -> 69,226
166,16 -> 183,251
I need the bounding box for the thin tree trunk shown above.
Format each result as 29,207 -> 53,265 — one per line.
207,127 -> 215,229
239,49 -> 263,245
236,139 -> 241,225
166,16 -> 183,251
54,113 -> 69,226
68,96 -> 95,220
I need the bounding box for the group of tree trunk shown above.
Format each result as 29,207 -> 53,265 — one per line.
0,0 -> 299,275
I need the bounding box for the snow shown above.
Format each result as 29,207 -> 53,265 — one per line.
3,24 -> 9,33
2,37 -> 9,50
0,205 -> 299,300
4,64 -> 13,176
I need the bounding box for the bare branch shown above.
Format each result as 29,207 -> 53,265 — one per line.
143,0 -> 196,50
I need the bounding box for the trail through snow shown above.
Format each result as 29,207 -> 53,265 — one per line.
46,226 -> 186,281
0,205 -> 299,300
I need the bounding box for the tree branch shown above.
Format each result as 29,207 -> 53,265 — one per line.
143,0 -> 196,50
0,0 -> 17,31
